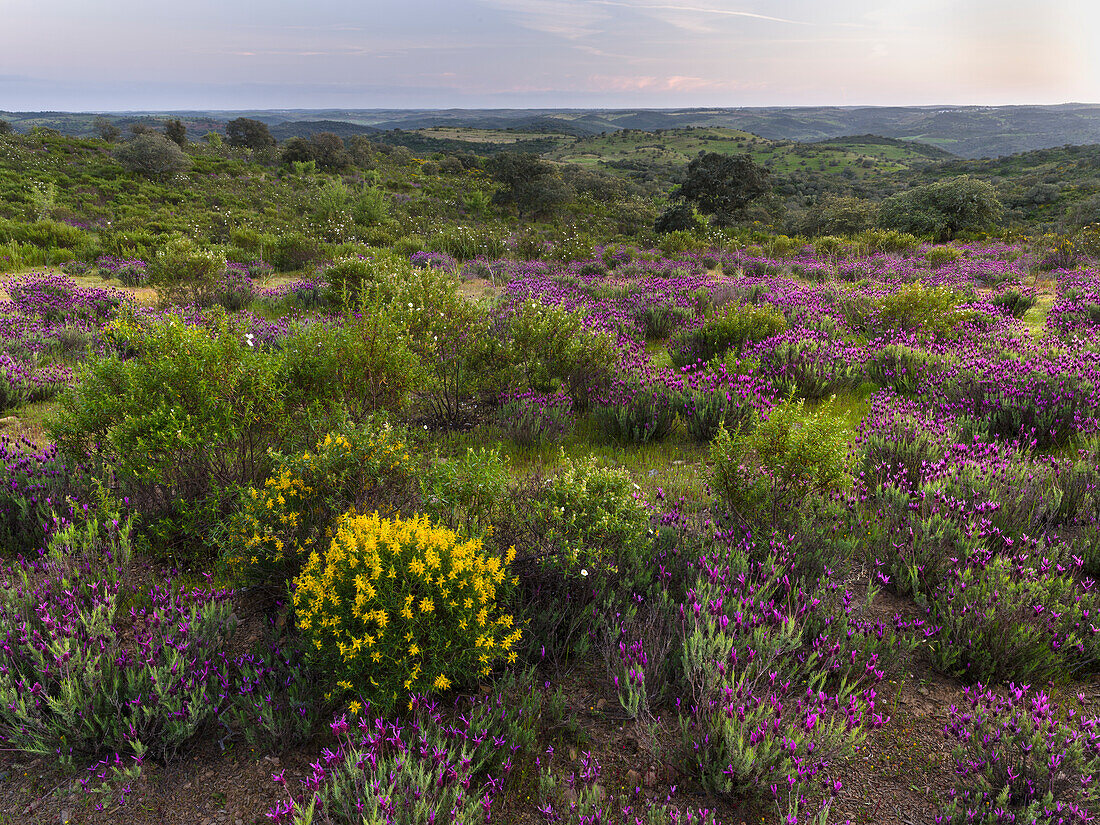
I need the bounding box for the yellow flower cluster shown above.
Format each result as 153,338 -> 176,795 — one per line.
293,510 -> 520,711
228,425 -> 414,581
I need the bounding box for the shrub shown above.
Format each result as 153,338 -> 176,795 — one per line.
391,277 -> 507,426
227,418 -> 416,584
593,382 -> 678,443
678,532 -> 888,814
269,232 -> 321,272
113,134 -> 190,180
194,267 -> 254,311
0,515 -> 236,763
421,447 -> 509,537
505,300 -> 620,409
147,234 -> 227,307
269,679 -> 542,824
865,344 -> 943,395
495,391 -> 573,447
853,228 -> 921,254
225,622 -> 327,753
282,310 -> 421,421
635,301 -> 695,340
0,437 -> 86,555
875,282 -> 961,335
679,386 -> 758,443
756,337 -> 864,400
530,455 -> 650,568
50,313 -> 292,560
927,546 -> 1097,683
320,250 -> 411,307
710,398 -> 849,526
939,685 -> 1100,824
669,301 -> 786,368
292,511 -> 520,711
925,245 -> 963,268
990,288 -> 1037,318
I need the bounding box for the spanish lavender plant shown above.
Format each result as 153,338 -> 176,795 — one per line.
0,514 -> 237,763
938,684 -> 1100,823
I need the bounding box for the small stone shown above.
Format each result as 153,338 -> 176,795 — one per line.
60,811 -> 72,824
626,769 -> 642,787
568,747 -> 577,761
596,698 -> 606,711
919,687 -> 929,697
644,769 -> 657,787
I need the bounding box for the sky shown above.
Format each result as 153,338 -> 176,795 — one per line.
1,0 -> 1097,111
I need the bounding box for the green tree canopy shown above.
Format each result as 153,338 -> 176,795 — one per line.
113,134 -> 190,181
225,117 -> 276,151
486,152 -> 572,218
877,176 -> 1003,240
673,152 -> 771,226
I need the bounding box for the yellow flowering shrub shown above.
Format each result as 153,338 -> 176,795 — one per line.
227,418 -> 415,583
293,510 -> 520,711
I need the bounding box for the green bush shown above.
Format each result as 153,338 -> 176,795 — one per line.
421,447 -> 509,537
853,228 -> 921,254
50,313 -> 293,560
875,282 -> 961,335
505,300 -> 620,409
635,302 -> 695,340
293,511 -> 520,711
388,272 -> 508,425
925,245 -> 963,268
669,301 -> 786,368
710,398 -> 849,525
0,515 -> 235,762
146,234 -> 227,307
269,232 -> 321,272
533,454 -> 650,568
990,288 -> 1037,318
282,309 -> 421,422
321,249 -> 411,307
928,550 -> 1096,683
865,343 -> 943,395
593,383 -> 678,443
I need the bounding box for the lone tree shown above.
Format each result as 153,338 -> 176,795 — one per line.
669,151 -> 771,227
114,134 -> 190,180
486,152 -> 571,218
93,116 -> 120,143
225,117 -> 275,151
281,132 -> 350,171
164,118 -> 187,147
877,176 -> 1002,241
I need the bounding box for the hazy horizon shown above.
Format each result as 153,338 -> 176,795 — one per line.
3,0 -> 1096,111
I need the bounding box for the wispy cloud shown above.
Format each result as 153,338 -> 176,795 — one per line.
592,0 -> 814,26
476,0 -> 610,38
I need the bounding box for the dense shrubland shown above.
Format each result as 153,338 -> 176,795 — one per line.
6,126 -> 1100,823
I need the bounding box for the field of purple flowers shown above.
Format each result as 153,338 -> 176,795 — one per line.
0,237 -> 1099,825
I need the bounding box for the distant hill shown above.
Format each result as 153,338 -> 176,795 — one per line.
5,105 -> 1100,158
268,120 -> 379,141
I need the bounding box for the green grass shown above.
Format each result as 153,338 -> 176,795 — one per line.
1022,290 -> 1055,336
435,415 -> 711,504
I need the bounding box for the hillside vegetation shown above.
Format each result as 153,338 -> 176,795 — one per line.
2,124 -> 1100,825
